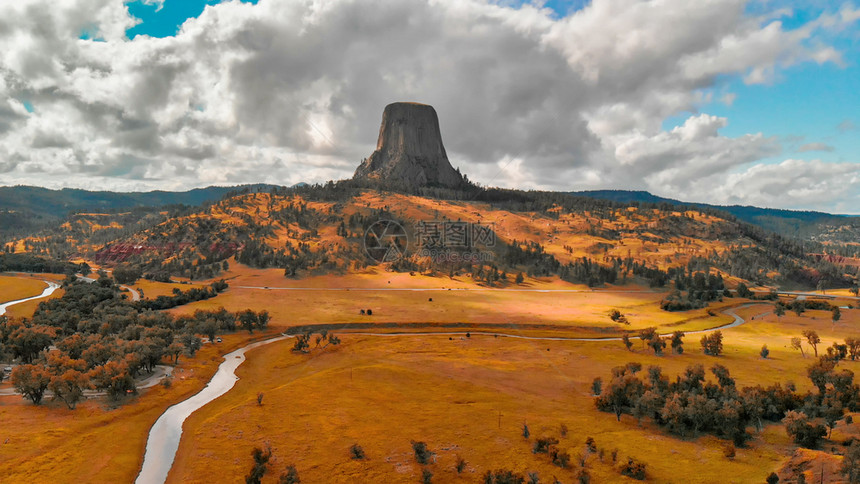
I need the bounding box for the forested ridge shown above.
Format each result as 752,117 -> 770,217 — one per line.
4,181 -> 857,293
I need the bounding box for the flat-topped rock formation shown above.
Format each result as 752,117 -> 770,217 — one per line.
353,102 -> 465,189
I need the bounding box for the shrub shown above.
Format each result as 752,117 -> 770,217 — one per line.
245,445 -> 272,484
522,422 -> 530,439
411,441 -> 432,464
591,377 -> 602,396
533,437 -> 559,454
483,469 -> 525,484
455,455 -> 466,473
550,447 -> 570,468
279,465 -> 300,484
783,411 -> 827,449
761,345 -> 769,359
619,457 -> 647,480
421,469 -> 433,484
766,472 -> 779,484
349,444 -> 365,460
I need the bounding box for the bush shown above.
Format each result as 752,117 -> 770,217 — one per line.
421,468 -> 433,484
455,455 -> 466,473
411,441 -> 432,464
619,457 -> 647,480
761,345 -> 770,359
550,447 -> 570,468
245,445 -> 272,484
349,443 -> 365,460
591,377 -> 602,396
766,471 -> 779,484
533,437 -> 559,454
279,465 -> 300,484
783,411 -> 827,449
483,469 -> 525,484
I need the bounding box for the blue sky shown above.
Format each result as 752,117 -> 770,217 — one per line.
126,0 -> 258,38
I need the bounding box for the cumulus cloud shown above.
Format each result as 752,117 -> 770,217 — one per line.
714,159 -> 860,212
0,0 -> 856,212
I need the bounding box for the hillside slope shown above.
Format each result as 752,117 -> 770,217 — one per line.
573,189 -> 860,243
47,182 -> 855,291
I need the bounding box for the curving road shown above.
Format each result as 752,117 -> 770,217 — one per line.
134,303 -> 763,484
121,285 -> 141,302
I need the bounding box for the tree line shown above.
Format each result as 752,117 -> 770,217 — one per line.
595,356 -> 859,448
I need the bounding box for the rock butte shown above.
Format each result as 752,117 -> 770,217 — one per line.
354,102 -> 465,188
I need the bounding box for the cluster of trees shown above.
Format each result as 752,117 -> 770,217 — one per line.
661,270 -> 727,311
502,240 -> 561,278
1,277 -> 268,408
620,328 -> 687,356
291,330 -> 340,353
112,263 -> 142,284
0,253 -> 89,275
137,280 -> 229,311
595,358 -> 860,448
710,242 -> 855,289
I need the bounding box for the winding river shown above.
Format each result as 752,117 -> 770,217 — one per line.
135,304 -> 756,484
0,280 -> 60,316
135,334 -> 292,484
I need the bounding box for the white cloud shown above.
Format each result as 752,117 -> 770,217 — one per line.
714,159 -> 860,212
798,142 -> 835,153
0,0 -> 856,212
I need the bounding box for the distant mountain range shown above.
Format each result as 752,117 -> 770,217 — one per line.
0,184 -> 279,236
571,190 -> 860,243
1,184 -> 858,244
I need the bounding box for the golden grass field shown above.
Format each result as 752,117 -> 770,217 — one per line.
165,304 -> 860,483
1,265 -> 859,483
0,273 -> 67,318
163,265 -> 736,338
0,274 -> 51,303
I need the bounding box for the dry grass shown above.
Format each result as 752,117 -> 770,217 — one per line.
166,302 -> 856,483
168,265 -> 735,338
0,275 -> 50,303
0,273 -> 67,319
